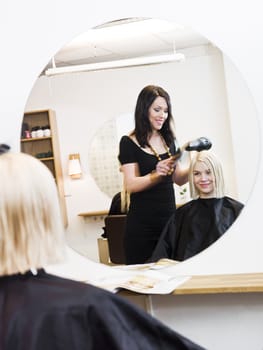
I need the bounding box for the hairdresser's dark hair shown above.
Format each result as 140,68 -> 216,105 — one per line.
132,85 -> 176,147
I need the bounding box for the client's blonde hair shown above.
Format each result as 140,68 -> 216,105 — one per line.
188,151 -> 225,199
120,189 -> 130,213
0,152 -> 65,276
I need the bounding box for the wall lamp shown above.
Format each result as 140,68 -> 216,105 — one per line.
45,52 -> 185,76
68,153 -> 82,179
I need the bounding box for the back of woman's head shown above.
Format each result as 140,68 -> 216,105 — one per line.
134,85 -> 175,147
189,151 -> 225,199
0,152 -> 65,276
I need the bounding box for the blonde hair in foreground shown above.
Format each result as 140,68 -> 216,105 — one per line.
188,151 -> 225,199
0,152 -> 65,276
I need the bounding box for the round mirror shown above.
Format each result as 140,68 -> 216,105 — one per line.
23,17 -> 260,263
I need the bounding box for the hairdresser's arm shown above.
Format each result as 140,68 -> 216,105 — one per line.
173,162 -> 189,186
172,147 -> 191,186
122,159 -> 173,193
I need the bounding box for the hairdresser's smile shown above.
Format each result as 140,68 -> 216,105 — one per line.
148,96 -> 168,131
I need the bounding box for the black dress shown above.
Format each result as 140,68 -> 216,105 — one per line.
118,136 -> 177,264
0,269 -> 205,350
149,197 -> 244,262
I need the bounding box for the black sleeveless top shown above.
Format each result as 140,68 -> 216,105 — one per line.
118,136 -> 177,264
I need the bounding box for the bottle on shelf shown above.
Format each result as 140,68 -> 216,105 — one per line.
43,125 -> 51,137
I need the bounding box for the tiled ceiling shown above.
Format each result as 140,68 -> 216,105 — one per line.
44,18 -> 210,72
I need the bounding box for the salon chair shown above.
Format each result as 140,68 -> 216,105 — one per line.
104,214 -> 126,264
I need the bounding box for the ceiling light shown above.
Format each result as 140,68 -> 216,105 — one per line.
45,52 -> 185,76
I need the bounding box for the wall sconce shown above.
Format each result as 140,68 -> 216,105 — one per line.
68,153 -> 82,179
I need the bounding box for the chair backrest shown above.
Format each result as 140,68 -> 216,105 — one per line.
104,214 -> 126,264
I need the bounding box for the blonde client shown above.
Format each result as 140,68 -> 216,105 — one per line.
0,146 -> 205,350
150,151 -> 244,262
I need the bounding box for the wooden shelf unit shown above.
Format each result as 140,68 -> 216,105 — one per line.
21,109 -> 68,226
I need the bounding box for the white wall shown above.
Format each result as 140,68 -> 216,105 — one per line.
223,54 -> 261,199
151,293 -> 263,350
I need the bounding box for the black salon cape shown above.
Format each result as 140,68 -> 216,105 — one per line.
150,197 -> 244,262
0,269 -> 205,350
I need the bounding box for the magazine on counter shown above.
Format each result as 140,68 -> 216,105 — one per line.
85,259 -> 190,294
46,249 -> 189,295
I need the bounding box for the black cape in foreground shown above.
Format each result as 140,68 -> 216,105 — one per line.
150,197 -> 244,262
0,269 -> 205,350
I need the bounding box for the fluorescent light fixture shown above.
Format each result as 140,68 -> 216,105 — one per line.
45,52 -> 185,76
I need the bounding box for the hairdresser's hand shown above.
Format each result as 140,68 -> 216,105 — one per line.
156,158 -> 176,176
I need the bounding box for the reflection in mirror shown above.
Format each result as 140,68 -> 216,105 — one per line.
23,17 -> 259,264
88,113 -> 134,198
149,150 -> 245,263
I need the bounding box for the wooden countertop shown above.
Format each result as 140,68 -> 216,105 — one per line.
78,210 -> 108,217
172,273 -> 263,295
117,273 -> 263,298
78,203 -> 183,218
